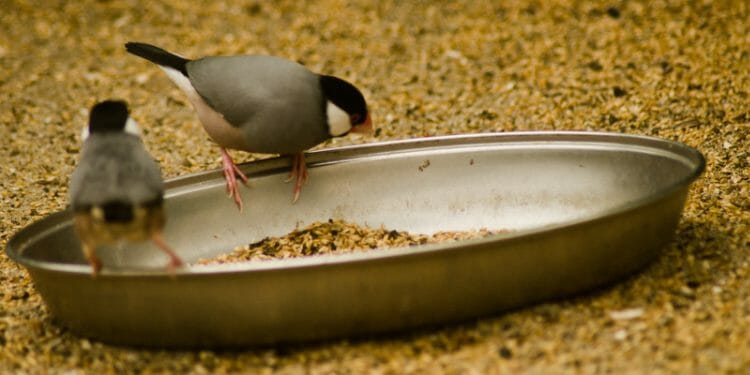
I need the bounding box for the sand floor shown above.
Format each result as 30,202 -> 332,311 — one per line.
1,0 -> 748,373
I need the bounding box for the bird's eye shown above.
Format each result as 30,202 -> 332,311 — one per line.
350,114 -> 361,124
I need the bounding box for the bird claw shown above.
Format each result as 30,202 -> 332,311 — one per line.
221,149 -> 249,211
152,233 -> 184,279
89,257 -> 102,278
165,257 -> 184,279
166,252 -> 184,270
83,243 -> 102,277
287,153 -> 308,203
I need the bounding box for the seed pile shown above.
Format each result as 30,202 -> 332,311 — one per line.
195,219 -> 500,265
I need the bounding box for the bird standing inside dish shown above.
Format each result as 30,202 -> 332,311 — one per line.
69,100 -> 183,275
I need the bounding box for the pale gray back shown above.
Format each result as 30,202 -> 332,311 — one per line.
186,55 -> 329,154
69,134 -> 164,210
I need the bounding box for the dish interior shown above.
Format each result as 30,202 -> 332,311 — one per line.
18,137 -> 697,269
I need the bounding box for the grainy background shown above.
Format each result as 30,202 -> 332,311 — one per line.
1,0 -> 748,373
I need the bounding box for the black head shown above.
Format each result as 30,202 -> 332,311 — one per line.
319,75 -> 371,133
88,100 -> 130,134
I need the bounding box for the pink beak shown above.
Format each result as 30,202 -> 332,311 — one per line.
350,113 -> 373,135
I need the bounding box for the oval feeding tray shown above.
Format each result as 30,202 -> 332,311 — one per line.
7,132 -> 704,348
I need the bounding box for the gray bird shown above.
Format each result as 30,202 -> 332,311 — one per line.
69,100 -> 183,275
125,42 -> 372,211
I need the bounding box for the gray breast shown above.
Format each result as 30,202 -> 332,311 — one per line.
187,56 -> 330,155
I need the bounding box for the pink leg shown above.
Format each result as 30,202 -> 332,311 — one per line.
286,152 -> 308,203
82,242 -> 102,277
152,232 -> 184,274
220,148 -> 249,211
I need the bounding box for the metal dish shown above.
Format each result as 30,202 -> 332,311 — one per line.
6,132 -> 704,348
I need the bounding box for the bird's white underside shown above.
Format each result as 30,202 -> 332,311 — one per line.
326,101 -> 351,137
160,66 -> 202,105
160,66 -> 248,150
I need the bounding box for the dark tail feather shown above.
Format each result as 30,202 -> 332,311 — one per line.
125,42 -> 190,76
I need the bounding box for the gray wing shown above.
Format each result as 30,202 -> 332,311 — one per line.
186,55 -> 330,154
69,134 -> 164,210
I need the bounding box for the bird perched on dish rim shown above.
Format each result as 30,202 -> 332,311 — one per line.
69,100 -> 183,276
125,42 -> 372,211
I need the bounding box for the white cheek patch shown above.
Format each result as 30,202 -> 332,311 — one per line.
81,117 -> 141,141
124,117 -> 141,136
327,101 -> 351,137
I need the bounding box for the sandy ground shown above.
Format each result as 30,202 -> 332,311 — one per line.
1,0 -> 748,373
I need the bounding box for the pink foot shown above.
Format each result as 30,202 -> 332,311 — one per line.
89,256 -> 102,278
220,148 -> 249,211
83,243 -> 102,277
285,152 -> 308,203
152,233 -> 184,275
